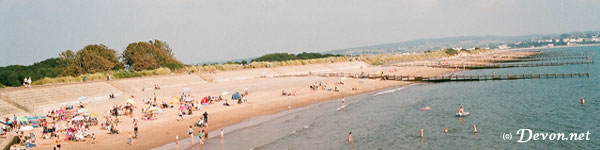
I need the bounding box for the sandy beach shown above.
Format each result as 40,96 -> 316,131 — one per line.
0,50 -> 541,150
8,62 -> 449,150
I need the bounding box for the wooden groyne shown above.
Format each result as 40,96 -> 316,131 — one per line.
381,72 -> 590,82
264,72 -> 590,83
394,61 -> 593,69
456,56 -> 588,63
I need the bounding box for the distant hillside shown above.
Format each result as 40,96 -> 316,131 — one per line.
325,31 -> 600,55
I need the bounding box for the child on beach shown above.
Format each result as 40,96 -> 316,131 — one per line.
348,132 -> 353,144
92,133 -> 96,144
220,129 -> 224,138
128,134 -> 133,145
179,111 -> 183,121
188,126 -> 194,144
198,130 -> 204,144
134,122 -> 138,138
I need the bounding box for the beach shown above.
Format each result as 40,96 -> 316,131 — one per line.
1,50 -> 540,150
15,62 -> 453,150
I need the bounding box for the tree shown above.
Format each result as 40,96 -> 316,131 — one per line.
58,50 -> 81,76
58,44 -> 120,75
122,40 -> 182,71
78,44 -> 121,73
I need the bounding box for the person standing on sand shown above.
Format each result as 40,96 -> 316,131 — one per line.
134,122 -> 138,138
179,111 -> 183,121
203,112 -> 208,123
348,132 -> 353,144
189,126 -> 194,144
220,129 -> 224,138
55,136 -> 61,150
128,134 -> 133,145
198,130 -> 204,144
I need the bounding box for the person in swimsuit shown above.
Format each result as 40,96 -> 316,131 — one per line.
348,132 -> 353,144
55,137 -> 61,150
458,105 -> 464,114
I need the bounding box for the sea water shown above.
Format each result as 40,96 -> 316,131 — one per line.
193,46 -> 599,150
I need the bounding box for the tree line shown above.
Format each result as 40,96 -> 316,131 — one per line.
0,40 -> 182,87
251,52 -> 343,62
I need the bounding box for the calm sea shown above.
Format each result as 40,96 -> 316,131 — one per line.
191,46 -> 599,150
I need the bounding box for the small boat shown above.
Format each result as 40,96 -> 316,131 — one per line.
456,112 -> 470,117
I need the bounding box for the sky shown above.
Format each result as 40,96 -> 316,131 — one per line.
1,0 -> 600,66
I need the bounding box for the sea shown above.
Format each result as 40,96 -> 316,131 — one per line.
187,46 -> 599,150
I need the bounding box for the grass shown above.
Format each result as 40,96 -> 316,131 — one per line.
362,49 -> 491,65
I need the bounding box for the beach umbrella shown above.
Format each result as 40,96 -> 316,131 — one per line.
201,97 -> 208,104
185,97 -> 195,102
73,116 -> 85,121
126,99 -> 135,104
221,91 -> 230,96
148,107 -> 160,112
17,116 -> 28,122
20,126 -> 34,131
149,107 -> 163,114
78,108 -> 89,114
90,113 -> 98,117
231,92 -> 241,100
170,98 -> 180,104
153,110 -> 164,114
71,100 -> 81,105
78,96 -> 87,101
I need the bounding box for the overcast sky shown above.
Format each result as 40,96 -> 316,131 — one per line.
1,0 -> 600,66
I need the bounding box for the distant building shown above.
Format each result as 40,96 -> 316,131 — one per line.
497,44 -> 510,50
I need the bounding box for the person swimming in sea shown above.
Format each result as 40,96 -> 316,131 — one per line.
457,105 -> 465,114
581,97 -> 585,105
348,132 -> 353,144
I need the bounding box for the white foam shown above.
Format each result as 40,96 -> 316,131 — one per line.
374,86 -> 407,96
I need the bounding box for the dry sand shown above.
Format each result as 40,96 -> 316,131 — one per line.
28,62 -> 455,150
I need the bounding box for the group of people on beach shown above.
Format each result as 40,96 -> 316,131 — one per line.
310,81 -> 343,92
2,101 -> 103,150
22,77 -> 32,87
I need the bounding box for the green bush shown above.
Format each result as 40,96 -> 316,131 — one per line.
164,62 -> 184,71
112,71 -> 142,79
444,49 -> 460,56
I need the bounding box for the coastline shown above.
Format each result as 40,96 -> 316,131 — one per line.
502,43 -> 600,51
15,49 -> 538,150
155,83 -> 420,150
40,64 -> 455,150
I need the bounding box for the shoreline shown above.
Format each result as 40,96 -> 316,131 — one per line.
155,83 -> 419,150
41,64 -> 453,150
6,49 -> 540,150
502,43 -> 600,51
